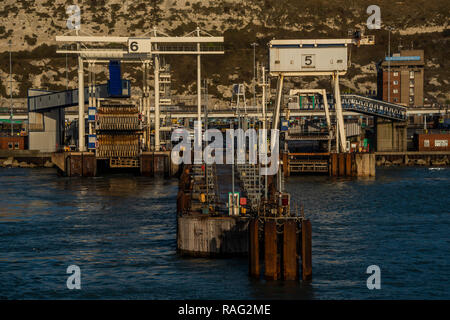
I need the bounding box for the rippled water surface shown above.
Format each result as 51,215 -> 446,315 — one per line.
0,167 -> 448,299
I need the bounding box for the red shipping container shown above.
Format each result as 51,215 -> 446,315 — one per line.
416,133 -> 450,151
0,136 -> 26,150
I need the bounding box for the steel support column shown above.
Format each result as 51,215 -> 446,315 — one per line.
333,73 -> 346,152
154,56 -> 160,151
78,47 -> 86,152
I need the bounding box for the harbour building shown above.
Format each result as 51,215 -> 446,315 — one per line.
377,50 -> 425,107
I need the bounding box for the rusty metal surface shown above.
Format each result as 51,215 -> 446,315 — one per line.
283,220 -> 298,280
249,219 -> 260,278
301,219 -> 312,281
69,155 -> 82,177
264,220 -> 279,280
338,153 -> 346,176
140,154 -> 153,176
331,153 -> 338,176
83,154 -> 97,177
346,153 -> 352,176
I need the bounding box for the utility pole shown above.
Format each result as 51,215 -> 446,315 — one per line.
77,42 -> 86,152
154,27 -> 161,151
65,44 -> 69,90
251,42 -> 258,107
261,65 -> 268,200
197,27 -> 202,148
203,79 -> 208,209
387,27 -> 394,103
9,39 -> 13,136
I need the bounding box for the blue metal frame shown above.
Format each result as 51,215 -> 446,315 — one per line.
28,80 -> 131,113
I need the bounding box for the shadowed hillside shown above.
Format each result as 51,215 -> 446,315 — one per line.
0,0 -> 448,105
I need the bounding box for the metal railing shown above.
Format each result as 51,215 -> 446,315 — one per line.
341,94 -> 407,121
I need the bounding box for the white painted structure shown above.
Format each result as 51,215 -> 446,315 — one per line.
55,28 -> 224,151
269,34 -> 375,153
270,46 -> 348,72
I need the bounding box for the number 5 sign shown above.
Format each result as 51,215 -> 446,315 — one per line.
301,54 -> 315,68
128,38 -> 152,53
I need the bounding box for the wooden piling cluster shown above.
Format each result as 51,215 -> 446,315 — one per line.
330,153 -> 375,177
249,217 -> 312,281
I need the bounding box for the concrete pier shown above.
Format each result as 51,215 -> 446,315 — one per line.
283,152 -> 375,177
329,153 -> 375,177
177,163 -> 310,281
51,150 -> 179,177
0,150 -> 52,166
177,215 -> 249,257
376,118 -> 407,152
375,151 -> 450,166
52,151 -> 97,177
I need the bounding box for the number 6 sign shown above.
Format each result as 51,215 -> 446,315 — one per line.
127,38 -> 152,53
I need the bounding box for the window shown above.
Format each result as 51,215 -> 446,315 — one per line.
410,71 -> 414,79
8,143 -> 13,150
393,80 -> 398,85
409,97 -> 414,103
409,88 -> 414,95
410,80 -> 414,87
393,72 -> 398,77
14,143 -> 19,150
393,89 -> 399,94
393,98 -> 398,102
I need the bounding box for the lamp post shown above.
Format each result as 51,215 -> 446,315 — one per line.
387,27 -> 394,103
251,42 -> 258,107
65,44 -> 69,90
9,39 -> 13,136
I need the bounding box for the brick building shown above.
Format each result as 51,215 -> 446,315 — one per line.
377,50 -> 425,107
0,135 -> 27,150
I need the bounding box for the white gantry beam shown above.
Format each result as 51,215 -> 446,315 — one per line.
270,39 -> 353,46
56,31 -> 224,152
56,36 -> 223,43
56,50 -> 224,57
